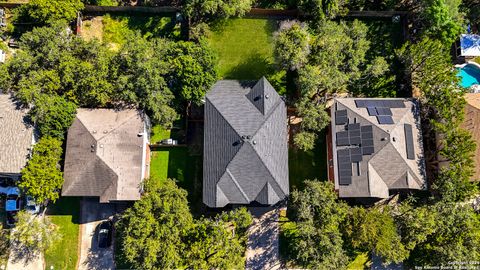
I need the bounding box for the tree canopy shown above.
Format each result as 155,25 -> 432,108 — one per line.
15,0 -> 84,25
184,0 -> 253,24
285,180 -> 349,269
117,178 -> 253,269
11,211 -> 60,254
19,136 -> 64,205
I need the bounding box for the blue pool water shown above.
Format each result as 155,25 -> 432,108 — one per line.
457,64 -> 480,88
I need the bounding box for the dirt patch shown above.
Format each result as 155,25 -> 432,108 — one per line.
80,17 -> 104,42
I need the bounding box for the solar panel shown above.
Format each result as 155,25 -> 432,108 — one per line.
361,125 -> 373,132
339,175 -> 352,185
362,146 -> 375,155
355,100 -> 366,107
337,131 -> 349,139
349,129 -> 361,138
361,131 -> 373,139
350,148 -> 363,162
361,138 -> 374,147
350,136 -> 361,145
404,124 -> 415,160
384,100 -> 406,108
367,107 -> 377,116
376,107 -> 392,116
335,110 -> 348,125
337,138 -> 350,146
347,123 -> 360,130
377,115 -> 394,124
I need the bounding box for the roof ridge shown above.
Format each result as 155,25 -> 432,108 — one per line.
94,110 -> 142,142
252,98 -> 284,137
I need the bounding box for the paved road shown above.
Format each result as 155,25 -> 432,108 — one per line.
78,198 -> 116,270
245,207 -> 282,270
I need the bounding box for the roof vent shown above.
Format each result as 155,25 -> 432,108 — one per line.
392,137 -> 396,142
92,130 -> 97,134
252,140 -> 257,145
91,144 -> 95,148
241,135 -> 246,139
99,144 -> 104,148
265,94 -> 269,99
137,132 -> 144,137
247,135 -> 251,140
103,130 -> 108,134
381,137 -> 387,141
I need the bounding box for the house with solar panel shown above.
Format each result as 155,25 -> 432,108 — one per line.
203,77 -> 289,208
328,98 -> 427,200
62,109 -> 150,203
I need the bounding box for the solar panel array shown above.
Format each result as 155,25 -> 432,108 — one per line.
355,100 -> 406,108
404,124 -> 415,160
335,111 -> 376,186
356,100 -> 405,125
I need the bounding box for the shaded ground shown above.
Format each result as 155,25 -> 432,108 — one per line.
245,206 -> 283,270
78,198 -> 117,270
7,221 -> 44,270
208,18 -> 277,80
45,197 -> 81,270
288,130 -> 328,190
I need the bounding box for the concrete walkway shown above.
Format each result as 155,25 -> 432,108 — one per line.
245,207 -> 282,270
7,239 -> 44,270
77,198 -> 116,270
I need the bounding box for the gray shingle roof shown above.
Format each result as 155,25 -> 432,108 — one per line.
62,109 -> 148,202
203,78 -> 289,208
331,98 -> 427,198
0,94 -> 34,177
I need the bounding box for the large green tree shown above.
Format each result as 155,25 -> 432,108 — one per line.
117,179 -> 193,269
397,38 -> 477,201
422,0 -> 463,45
286,180 -> 349,269
405,202 -> 480,266
166,41 -> 217,105
184,0 -> 253,24
274,22 -> 310,71
29,94 -> 77,140
10,211 -> 60,254
15,0 -> 84,25
298,0 -> 349,22
344,207 -> 408,264
19,136 -> 64,205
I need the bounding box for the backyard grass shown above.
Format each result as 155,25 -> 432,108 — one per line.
45,197 -> 80,270
150,125 -> 171,144
208,18 -> 276,80
289,130 -> 328,191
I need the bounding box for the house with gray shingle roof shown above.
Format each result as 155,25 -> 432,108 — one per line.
0,94 -> 34,180
203,78 -> 289,208
62,109 -> 150,203
329,98 -> 427,199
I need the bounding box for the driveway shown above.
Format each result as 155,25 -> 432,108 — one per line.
245,206 -> 283,270
78,198 -> 116,270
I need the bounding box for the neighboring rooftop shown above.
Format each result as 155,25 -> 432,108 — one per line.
203,77 -> 289,208
330,98 -> 426,199
0,94 -> 34,177
62,109 -> 149,202
461,93 -> 480,181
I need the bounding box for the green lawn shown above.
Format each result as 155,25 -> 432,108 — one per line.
208,18 -> 276,80
150,125 -> 171,144
45,197 -> 80,270
289,130 -> 328,191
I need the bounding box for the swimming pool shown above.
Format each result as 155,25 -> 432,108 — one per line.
457,64 -> 480,88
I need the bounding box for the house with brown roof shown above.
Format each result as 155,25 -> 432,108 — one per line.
62,109 -> 150,203
328,98 -> 427,199
0,94 -> 35,181
460,93 -> 480,181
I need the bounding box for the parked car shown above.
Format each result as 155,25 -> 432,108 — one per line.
97,220 -> 113,248
8,38 -> 18,48
6,194 -> 21,227
25,196 -> 40,215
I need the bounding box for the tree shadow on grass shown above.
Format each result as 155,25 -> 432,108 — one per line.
223,52 -> 275,80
